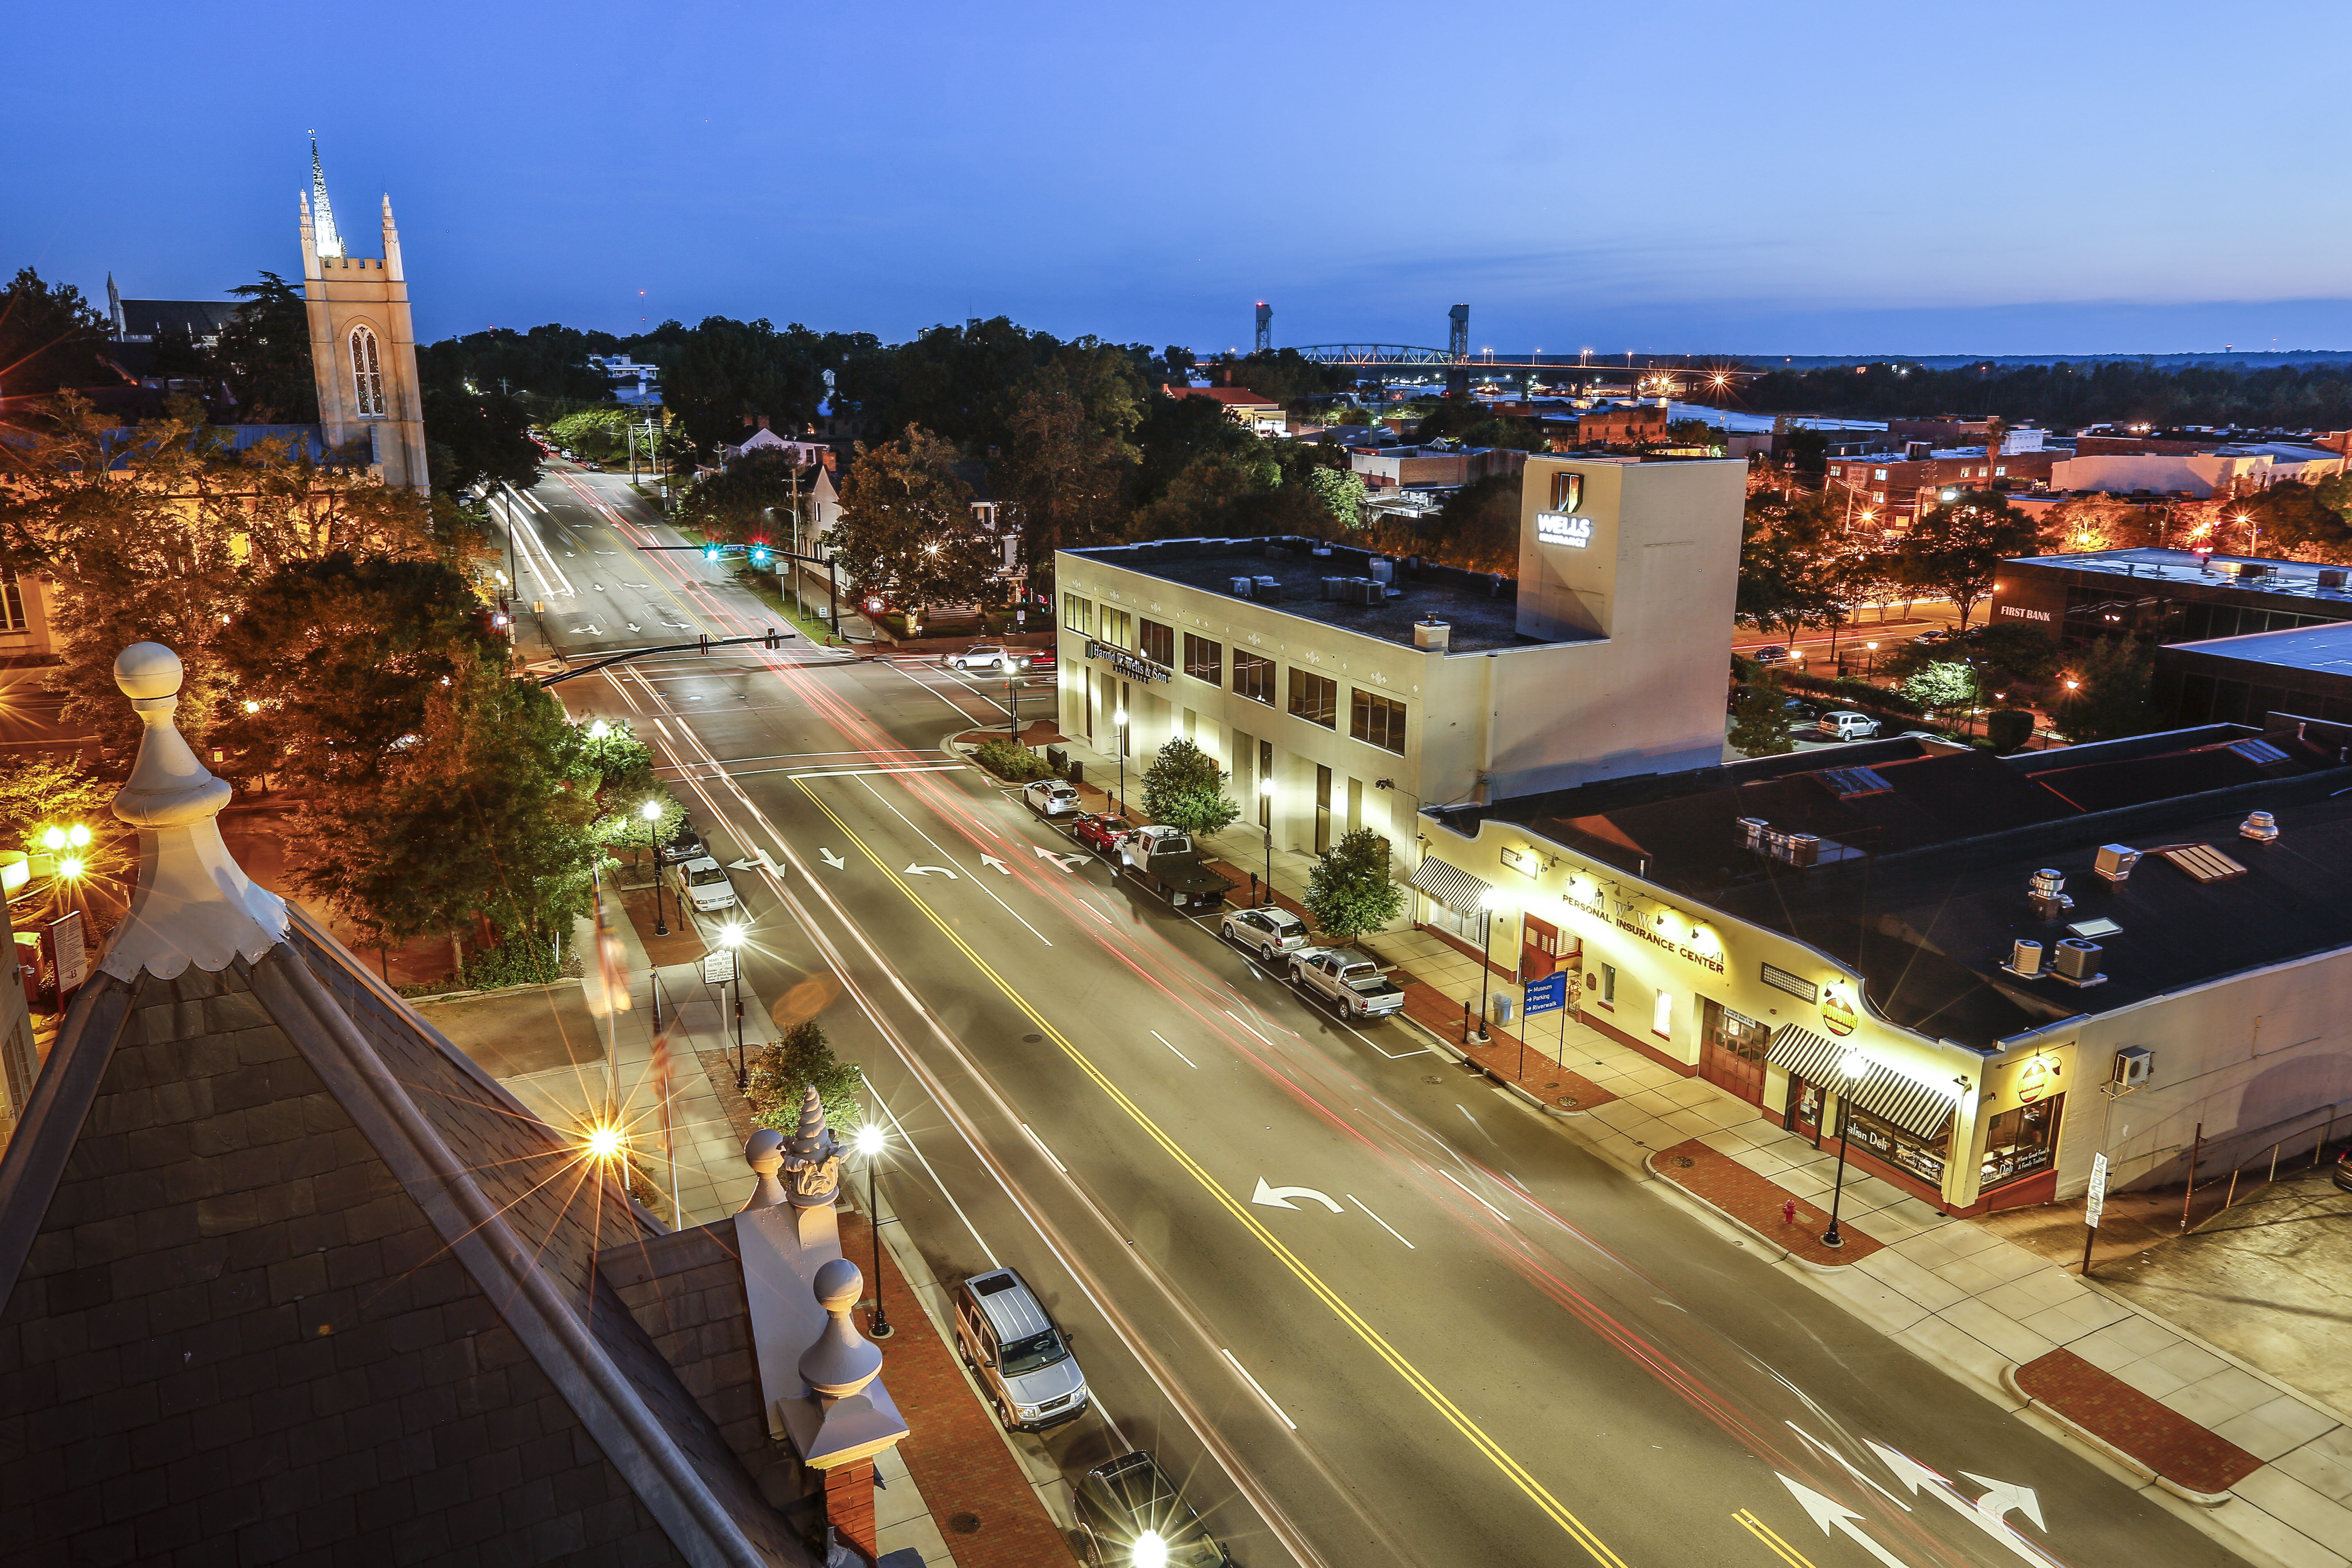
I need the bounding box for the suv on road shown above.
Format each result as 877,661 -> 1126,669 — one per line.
1073,1451 -> 1234,1567
947,644 -> 1010,672
1023,778 -> 1083,817
952,1268 -> 1089,1431
1816,710 -> 1881,742
1222,906 -> 1307,960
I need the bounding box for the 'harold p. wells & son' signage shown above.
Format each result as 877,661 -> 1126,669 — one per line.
1084,640 -> 1169,684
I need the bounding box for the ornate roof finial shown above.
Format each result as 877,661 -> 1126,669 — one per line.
780,1086 -> 842,1209
741,1128 -> 787,1211
99,643 -> 287,981
797,1258 -> 882,1398
309,134 -> 344,260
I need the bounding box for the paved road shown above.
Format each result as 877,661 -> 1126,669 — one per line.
519,471 -> 2244,1568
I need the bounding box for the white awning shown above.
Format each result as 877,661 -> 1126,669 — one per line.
1408,855 -> 1495,914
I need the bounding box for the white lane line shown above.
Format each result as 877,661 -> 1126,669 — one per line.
1348,1195 -> 1415,1250
1223,1009 -> 1278,1050
1328,1011 -> 1429,1061
1019,1122 -> 1068,1174
1438,1168 -> 1513,1224
853,776 -> 1054,946
1149,1030 -> 1198,1069
871,1087 -> 999,1268
1221,1348 -> 1298,1431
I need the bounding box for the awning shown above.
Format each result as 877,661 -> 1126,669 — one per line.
1845,1065 -> 1958,1141
1766,1025 -> 1844,1085
1408,855 -> 1496,914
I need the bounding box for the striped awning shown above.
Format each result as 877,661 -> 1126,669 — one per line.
1409,855 -> 1496,914
1845,1064 -> 1958,1141
1766,1025 -> 1844,1085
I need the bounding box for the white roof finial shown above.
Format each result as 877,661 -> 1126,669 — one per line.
797,1258 -> 883,1398
99,643 -> 288,981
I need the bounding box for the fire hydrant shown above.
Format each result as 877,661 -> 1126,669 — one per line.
1781,1197 -> 1798,1226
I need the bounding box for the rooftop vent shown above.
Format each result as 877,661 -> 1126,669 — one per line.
1253,575 -> 1281,600
2321,569 -> 2347,589
2094,844 -> 2140,883
2241,810 -> 2280,842
1413,618 -> 1450,652
1319,576 -> 1346,601
2157,843 -> 2248,882
2027,868 -> 2074,921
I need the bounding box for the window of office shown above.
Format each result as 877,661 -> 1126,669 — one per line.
1653,989 -> 1673,1040
1233,651 -> 1274,705
1063,594 -> 1092,635
1099,607 -> 1131,650
1350,689 -> 1405,753
1183,634 -> 1221,685
1288,668 -> 1337,729
1600,964 -> 1616,1007
1138,618 -> 1174,667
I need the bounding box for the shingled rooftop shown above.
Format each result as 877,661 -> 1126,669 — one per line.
0,643 -> 876,1567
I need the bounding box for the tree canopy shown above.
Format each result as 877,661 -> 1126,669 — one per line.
830,426 -> 1000,611
0,268 -> 112,397
212,272 -> 319,423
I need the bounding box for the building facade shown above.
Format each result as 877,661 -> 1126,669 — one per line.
299,145 -> 429,493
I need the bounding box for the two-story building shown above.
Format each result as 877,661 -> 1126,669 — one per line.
1052,455 -> 1746,875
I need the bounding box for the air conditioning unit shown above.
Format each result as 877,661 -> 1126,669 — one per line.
2094,844 -> 2141,882
1229,576 -> 1255,597
2320,569 -> 2347,589
1369,558 -> 1395,584
1253,575 -> 1281,600
2005,939 -> 2043,976
2111,1046 -> 2154,1088
1739,817 -> 1769,852
1319,576 -> 1346,601
1787,834 -> 1820,867
2052,937 -> 2105,986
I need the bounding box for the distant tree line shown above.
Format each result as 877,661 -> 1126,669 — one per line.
1738,359 -> 2352,430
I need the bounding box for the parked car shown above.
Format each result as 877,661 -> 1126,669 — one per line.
1073,1451 -> 1234,1568
952,1268 -> 1090,1431
947,643 -> 1011,672
671,855 -> 739,913
656,815 -> 704,865
1750,645 -> 1798,665
1070,813 -> 1135,853
1020,648 -> 1057,671
1222,905 -> 1308,960
1289,946 -> 1407,1018
1727,686 -> 1819,721
1816,710 -> 1881,742
2333,1148 -> 2351,1193
1023,778 -> 1083,817
1118,824 -> 1190,865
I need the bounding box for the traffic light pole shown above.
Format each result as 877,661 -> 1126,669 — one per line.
638,544 -> 842,639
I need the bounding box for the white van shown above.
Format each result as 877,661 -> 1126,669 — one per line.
952,1267 -> 1089,1431
672,855 -> 739,913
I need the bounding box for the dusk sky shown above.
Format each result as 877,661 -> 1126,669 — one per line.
13,1 -> 2350,357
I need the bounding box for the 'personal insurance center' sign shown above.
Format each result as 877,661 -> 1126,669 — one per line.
1536,511 -> 1594,548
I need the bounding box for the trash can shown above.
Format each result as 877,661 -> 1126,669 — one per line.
1489,994 -> 1516,1025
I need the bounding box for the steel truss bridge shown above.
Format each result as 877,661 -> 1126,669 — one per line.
1288,344 -> 1757,377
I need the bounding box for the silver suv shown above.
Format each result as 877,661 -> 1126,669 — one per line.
1222,905 -> 1307,959
952,1268 -> 1089,1431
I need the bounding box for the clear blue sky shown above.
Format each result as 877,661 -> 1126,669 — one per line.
10,1 -> 2350,356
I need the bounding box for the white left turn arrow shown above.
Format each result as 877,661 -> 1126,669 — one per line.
905,863 -> 959,878
1778,1477 -> 1914,1568
1251,1178 -> 1343,1214
979,856 -> 1010,874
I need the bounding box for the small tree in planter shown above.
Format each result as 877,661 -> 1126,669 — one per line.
745,1019 -> 864,1133
1140,737 -> 1239,837
1303,828 -> 1404,944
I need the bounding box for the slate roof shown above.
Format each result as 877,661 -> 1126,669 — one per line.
113,299 -> 242,342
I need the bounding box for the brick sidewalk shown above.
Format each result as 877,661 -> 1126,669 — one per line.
1649,1138 -> 1882,1265
2015,1349 -> 2264,1496
1392,977 -> 1617,1110
839,1208 -> 1073,1568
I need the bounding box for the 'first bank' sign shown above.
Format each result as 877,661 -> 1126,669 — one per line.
1536,512 -> 1594,548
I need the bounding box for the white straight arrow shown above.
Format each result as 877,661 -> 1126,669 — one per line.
1777,1477 -> 1914,1568
1251,1178 -> 1343,1213
818,848 -> 846,870
979,855 -> 1010,874
1864,1444 -> 2055,1568
1032,845 -> 1086,872
905,863 -> 959,878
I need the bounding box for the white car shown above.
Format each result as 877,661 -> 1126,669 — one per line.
1022,778 -> 1083,817
672,855 -> 739,913
947,644 -> 1011,671
1817,710 -> 1881,742
1222,906 -> 1307,959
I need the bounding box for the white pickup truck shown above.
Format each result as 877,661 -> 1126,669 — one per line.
1288,947 -> 1406,1019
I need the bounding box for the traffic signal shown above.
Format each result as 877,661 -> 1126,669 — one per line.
702,543 -> 720,561
750,545 -> 771,568
764,626 -> 779,649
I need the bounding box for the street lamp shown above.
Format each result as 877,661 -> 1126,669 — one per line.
641,800 -> 668,936
1864,640 -> 1878,678
1472,887 -> 1512,1044
1258,775 -> 1275,907
853,1123 -> 894,1339
1113,706 -> 1129,817
721,922 -> 748,1091
1822,1049 -> 1868,1249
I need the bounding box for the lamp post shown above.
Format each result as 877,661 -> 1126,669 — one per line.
1471,887 -> 1512,1044
1864,640 -> 1878,678
1822,1050 -> 1868,1249
641,800 -> 668,936
1258,775 -> 1275,907
721,922 -> 748,1091
1113,705 -> 1129,817
853,1124 -> 894,1339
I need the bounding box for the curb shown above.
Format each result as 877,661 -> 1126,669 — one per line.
405,978 -> 577,1007
1999,1363 -> 2237,1508
1639,1148 -> 1853,1274
1397,1012 -> 1585,1119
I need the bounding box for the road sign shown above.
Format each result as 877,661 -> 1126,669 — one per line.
48,912 -> 84,993
701,950 -> 736,986
2085,1153 -> 2109,1229
1522,971 -> 1570,1017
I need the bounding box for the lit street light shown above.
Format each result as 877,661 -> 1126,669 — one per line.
852,1123 -> 893,1339
1257,775 -> 1274,908
1472,887 -> 1513,1044
1822,1050 -> 1868,1249
641,800 -> 668,936
721,922 -> 749,1090
1113,706 -> 1129,817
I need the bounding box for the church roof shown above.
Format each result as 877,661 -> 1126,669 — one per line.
111,299 -> 242,343
0,644 -> 815,1566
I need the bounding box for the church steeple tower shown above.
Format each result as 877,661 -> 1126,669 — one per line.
308,133 -> 344,260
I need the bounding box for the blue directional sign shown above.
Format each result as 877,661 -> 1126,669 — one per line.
1523,971 -> 1570,1017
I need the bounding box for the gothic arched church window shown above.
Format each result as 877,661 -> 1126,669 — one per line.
350,326 -> 385,416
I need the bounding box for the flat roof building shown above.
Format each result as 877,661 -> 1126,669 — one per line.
1415,720 -> 2352,1217
1990,548 -> 2352,646
1054,455 -> 1745,873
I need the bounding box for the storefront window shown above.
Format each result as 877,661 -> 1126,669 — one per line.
1981,1096 -> 2063,1189
1420,891 -> 1477,941
1842,1104 -> 1951,1184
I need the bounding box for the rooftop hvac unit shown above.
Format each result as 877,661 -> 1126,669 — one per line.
2321,569 -> 2348,589
2005,939 -> 2043,977
2239,563 -> 2273,578
1369,558 -> 1395,584
1319,577 -> 1346,601
2053,937 -> 2105,986
2111,1045 -> 2154,1088
1413,618 -> 1450,651
1229,576 -> 1255,597
2027,868 -> 2074,921
2094,844 -> 2141,882
1343,578 -> 1380,604
1739,817 -> 1769,851
1253,575 -> 1281,600
2241,810 -> 2279,842
1786,834 -> 1820,867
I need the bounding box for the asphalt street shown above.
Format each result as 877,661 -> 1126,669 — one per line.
509,466 -> 2244,1568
